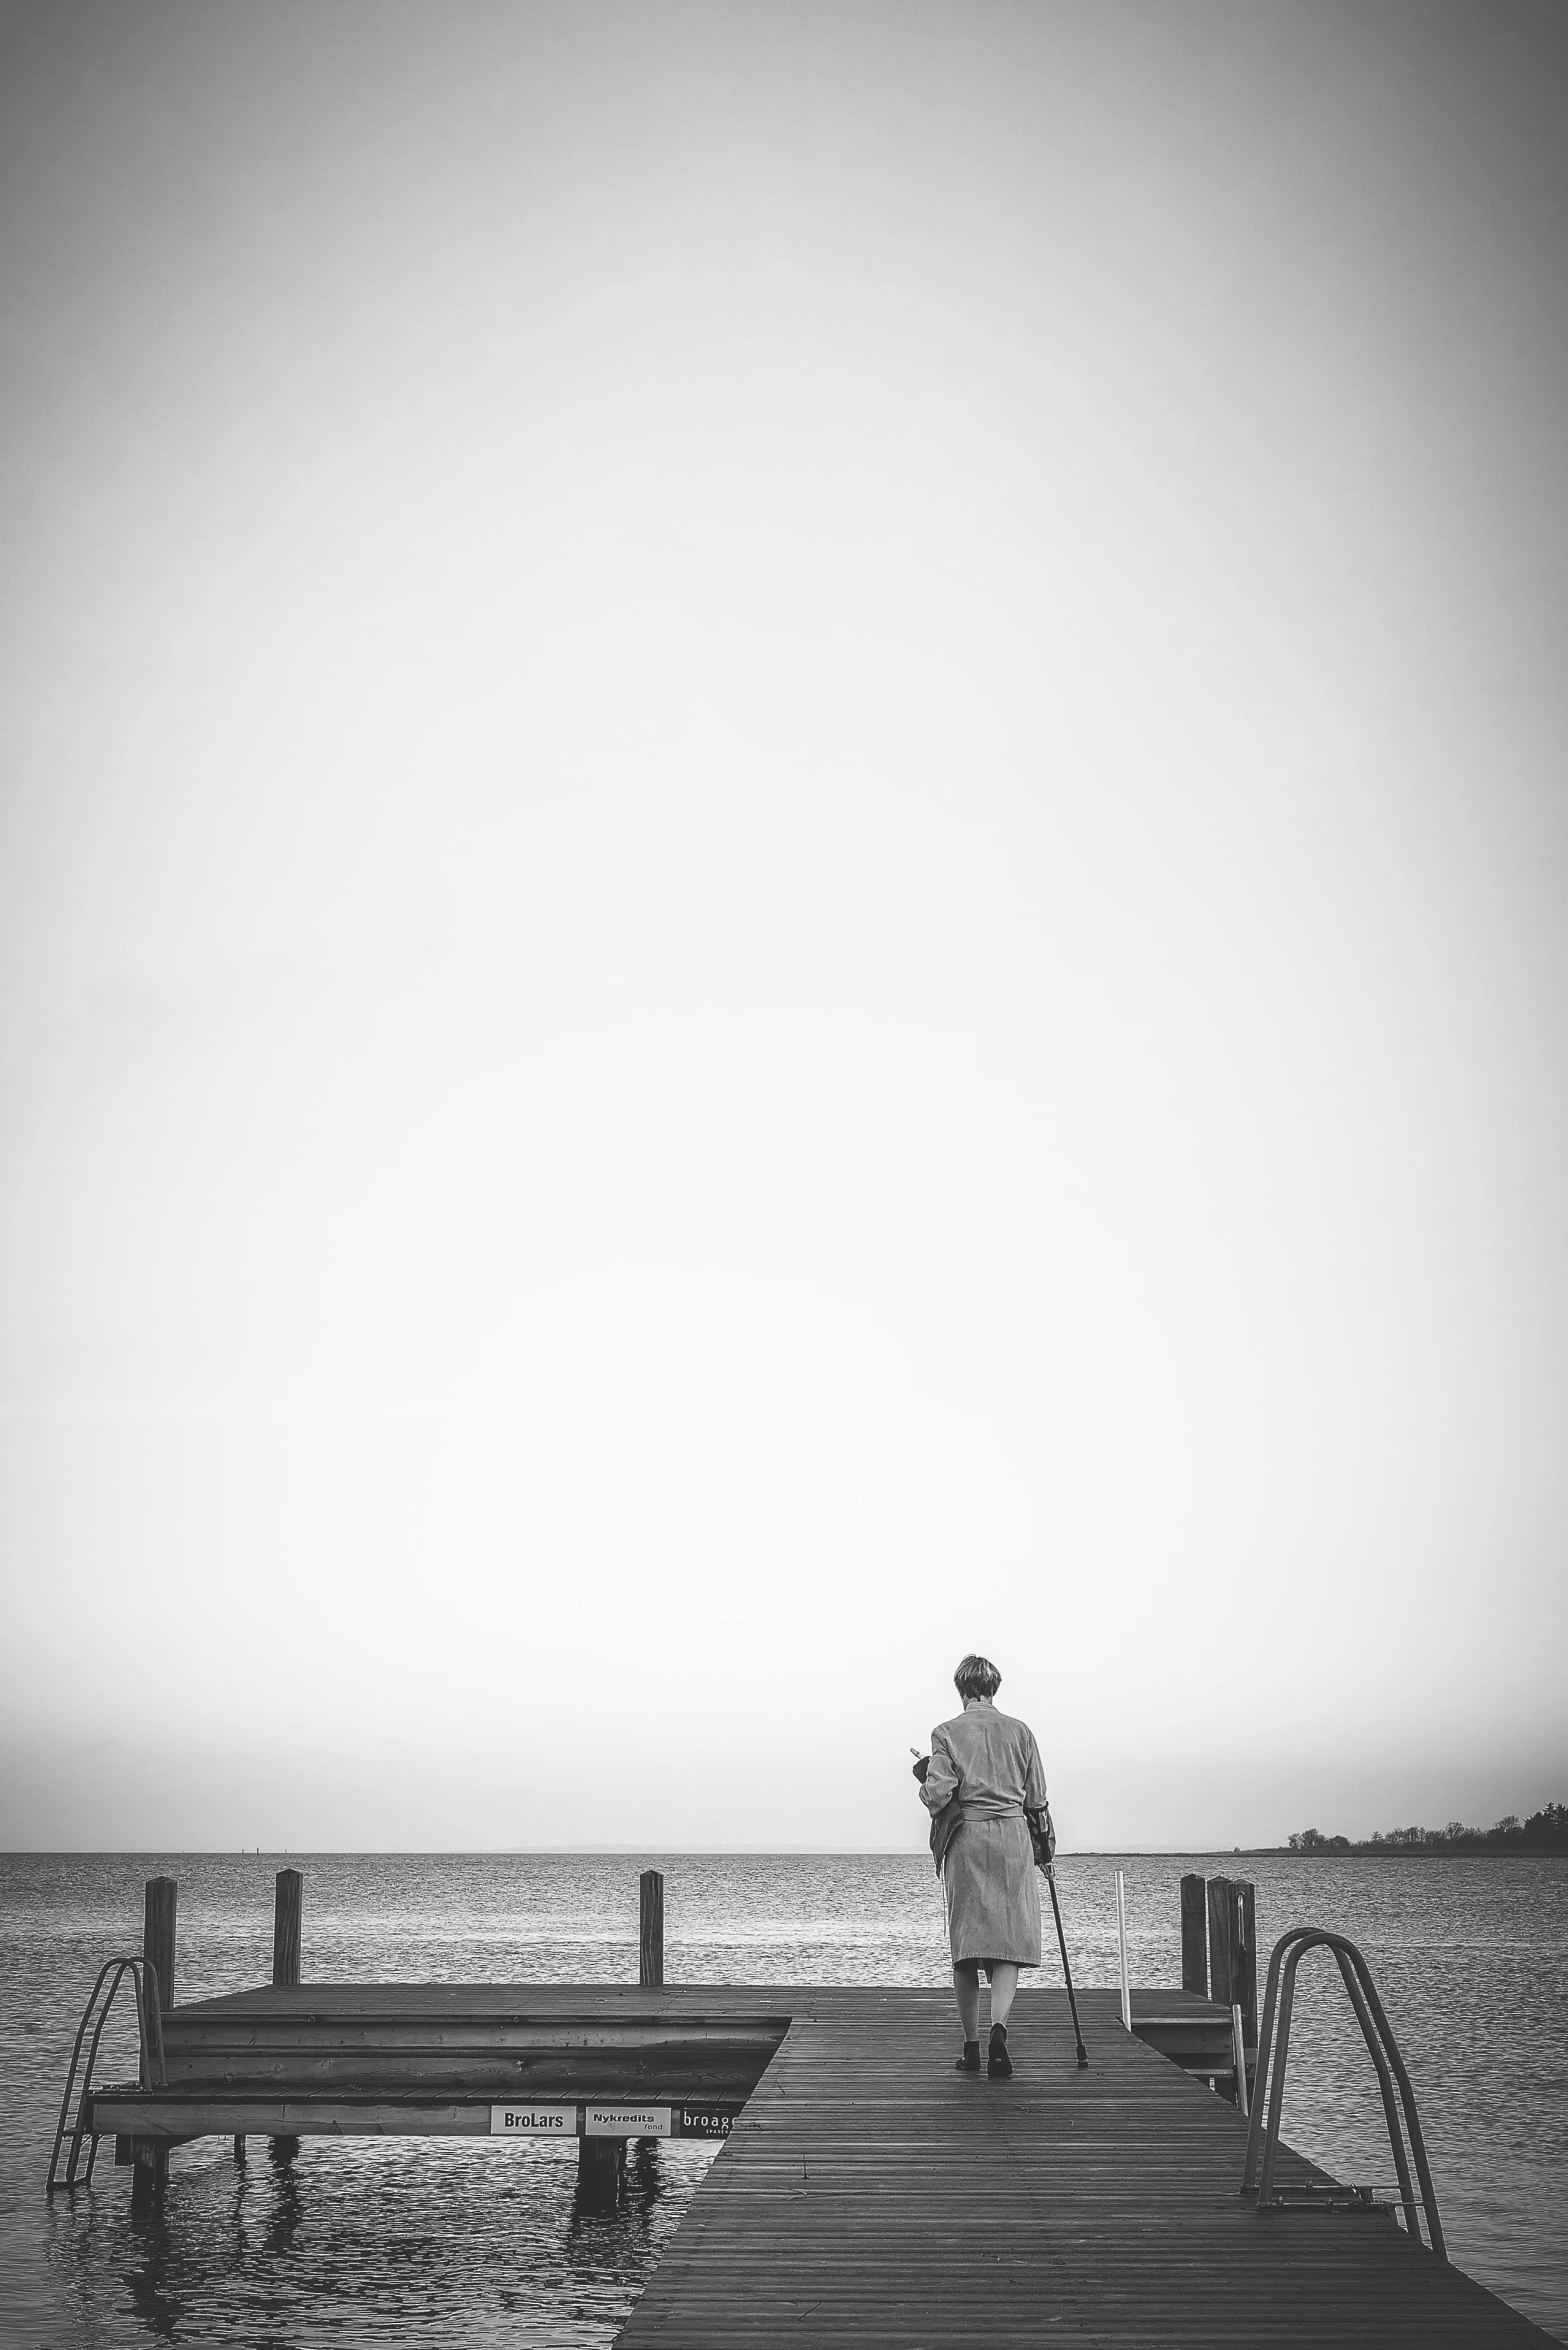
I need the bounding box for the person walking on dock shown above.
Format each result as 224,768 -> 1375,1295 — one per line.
914,1654 -> 1050,2078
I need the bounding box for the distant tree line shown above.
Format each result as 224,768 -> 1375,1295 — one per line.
1287,1802 -> 1566,1855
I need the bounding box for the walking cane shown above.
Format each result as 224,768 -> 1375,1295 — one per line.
1045,1864 -> 1090,2068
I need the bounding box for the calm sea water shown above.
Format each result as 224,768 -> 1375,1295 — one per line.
2,1851 -> 1563,2346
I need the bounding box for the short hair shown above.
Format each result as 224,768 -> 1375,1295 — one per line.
954,1653 -> 1001,1701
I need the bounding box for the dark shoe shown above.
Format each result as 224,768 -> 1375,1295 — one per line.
987,2023 -> 1013,2079
955,2040 -> 981,2073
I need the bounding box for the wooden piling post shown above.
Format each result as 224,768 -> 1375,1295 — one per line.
273,1868 -> 303,1989
1206,1875 -> 1234,2010
1180,1874 -> 1207,1996
129,2137 -> 164,2220
639,1869 -> 664,1989
1234,1879 -> 1258,2033
133,1876 -> 177,2206
271,1868 -> 303,2163
578,2134 -> 626,2203
143,1876 -> 177,2015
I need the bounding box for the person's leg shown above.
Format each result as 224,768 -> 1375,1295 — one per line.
988,1963 -> 1020,2030
985,1961 -> 1018,2076
952,1961 -> 981,2041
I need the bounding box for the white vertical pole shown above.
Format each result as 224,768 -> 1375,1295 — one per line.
1231,2003 -> 1250,2117
1115,1868 -> 1132,2032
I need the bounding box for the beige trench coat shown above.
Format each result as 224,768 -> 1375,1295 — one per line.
919,1696 -> 1049,1966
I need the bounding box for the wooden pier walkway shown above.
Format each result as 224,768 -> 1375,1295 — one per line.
84,1980 -> 1553,2347
619,1984 -> 1551,2349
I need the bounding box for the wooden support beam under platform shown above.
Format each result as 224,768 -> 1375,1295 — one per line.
97,2094 -> 744,2140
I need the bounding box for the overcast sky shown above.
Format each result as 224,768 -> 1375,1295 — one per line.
2,0 -> 1565,1850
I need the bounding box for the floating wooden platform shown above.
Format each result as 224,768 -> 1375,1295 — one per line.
84,1979 -> 1551,2345
89,1980 -> 786,2143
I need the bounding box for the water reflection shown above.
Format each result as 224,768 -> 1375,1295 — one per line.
44,2132 -> 710,2349
628,2137 -> 664,2212
122,2202 -> 184,2343
260,2142 -> 303,2260
569,2134 -> 668,2229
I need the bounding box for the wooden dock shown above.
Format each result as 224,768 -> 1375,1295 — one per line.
82,1980 -> 1552,2346
617,1984 -> 1553,2348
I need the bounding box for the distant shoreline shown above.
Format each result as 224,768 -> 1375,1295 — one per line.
1193,1846 -> 1568,1861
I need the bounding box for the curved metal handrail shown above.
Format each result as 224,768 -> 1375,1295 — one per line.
1242,1926 -> 1445,2259
46,1956 -> 166,2195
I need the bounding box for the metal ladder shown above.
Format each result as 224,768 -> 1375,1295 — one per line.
1241,1926 -> 1446,2258
46,1956 -> 166,2195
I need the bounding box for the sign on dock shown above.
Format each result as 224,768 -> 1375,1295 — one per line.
585,2103 -> 669,2137
489,2104 -> 574,2135
679,2104 -> 733,2138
